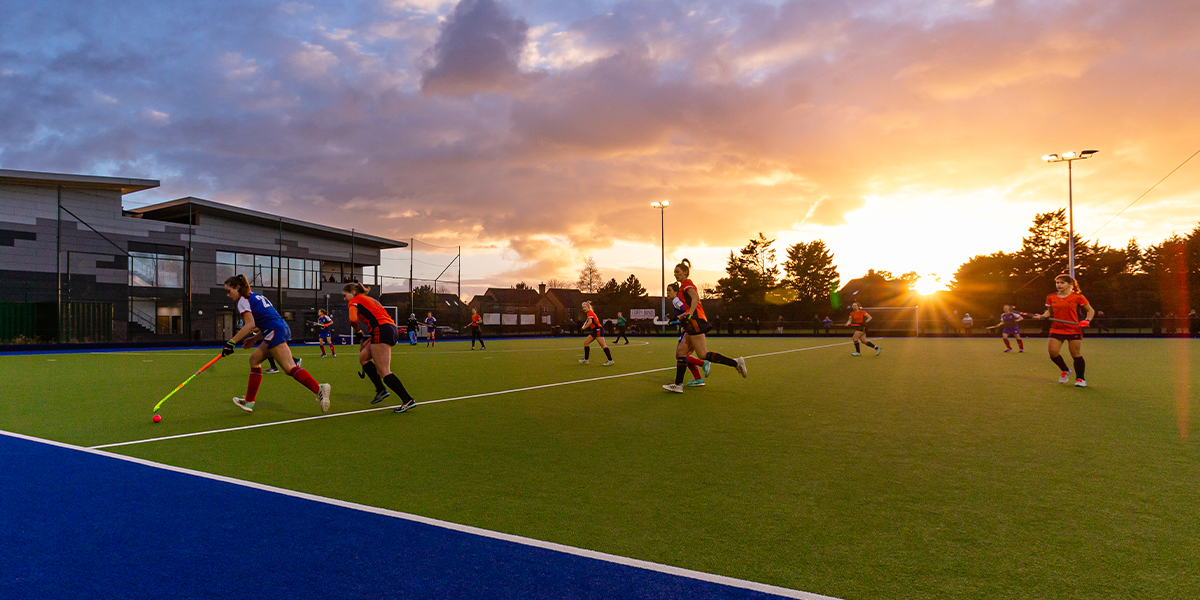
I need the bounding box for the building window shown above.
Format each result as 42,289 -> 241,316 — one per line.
130,252 -> 184,288
216,252 -> 319,290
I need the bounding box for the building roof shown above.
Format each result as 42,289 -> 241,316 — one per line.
476,288 -> 542,305
127,197 -> 407,249
0,169 -> 159,194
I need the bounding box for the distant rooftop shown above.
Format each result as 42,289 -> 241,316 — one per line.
128,197 -> 407,250
0,168 -> 159,194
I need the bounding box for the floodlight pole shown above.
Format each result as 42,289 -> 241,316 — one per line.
1042,151 -> 1098,280
651,201 -> 670,333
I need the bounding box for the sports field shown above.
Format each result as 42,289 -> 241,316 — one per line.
2,336 -> 1198,599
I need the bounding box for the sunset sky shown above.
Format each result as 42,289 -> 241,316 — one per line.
2,0 -> 1198,298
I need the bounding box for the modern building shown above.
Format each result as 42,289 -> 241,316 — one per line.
0,169 -> 406,343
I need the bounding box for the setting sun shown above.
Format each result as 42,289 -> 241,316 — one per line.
914,276 -> 945,296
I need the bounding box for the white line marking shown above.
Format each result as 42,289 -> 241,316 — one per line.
90,341 -> 849,450
2,430 -> 843,600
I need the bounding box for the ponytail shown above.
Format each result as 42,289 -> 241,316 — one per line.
675,258 -> 691,278
224,274 -> 251,298
1055,274 -> 1081,294
342,281 -> 370,296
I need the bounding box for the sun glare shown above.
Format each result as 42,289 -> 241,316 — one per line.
915,276 -> 944,295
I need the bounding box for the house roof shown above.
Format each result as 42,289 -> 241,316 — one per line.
478,288 -> 542,305
0,168 -> 159,194
127,197 -> 407,249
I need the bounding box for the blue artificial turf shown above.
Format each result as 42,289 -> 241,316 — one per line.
0,432 -> 811,600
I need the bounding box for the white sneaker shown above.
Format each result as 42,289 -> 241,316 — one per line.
264,368 -> 280,374
735,357 -> 748,378
603,360 -> 614,366
1075,379 -> 1087,387
317,383 -> 331,413
1058,371 -> 1071,384
662,383 -> 684,393
579,359 -> 589,364
233,397 -> 254,412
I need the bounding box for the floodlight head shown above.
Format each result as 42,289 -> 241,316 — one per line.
1080,150 -> 1099,157
1042,154 -> 1059,162
1062,151 -> 1077,159
651,202 -> 662,208
661,200 -> 670,207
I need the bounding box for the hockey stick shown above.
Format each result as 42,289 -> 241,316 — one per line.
153,352 -> 224,413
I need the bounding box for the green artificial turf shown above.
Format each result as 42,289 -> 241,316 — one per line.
2,336 -> 1198,599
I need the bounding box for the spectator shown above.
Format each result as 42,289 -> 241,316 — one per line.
713,314 -> 722,335
1152,312 -> 1162,335
962,313 -> 974,334
812,314 -> 820,334
823,316 -> 832,333
755,317 -> 761,334
777,315 -> 785,335
1093,310 -> 1107,333
1166,312 -> 1177,334
1190,309 -> 1198,337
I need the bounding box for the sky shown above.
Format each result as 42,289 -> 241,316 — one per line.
2,0 -> 1198,298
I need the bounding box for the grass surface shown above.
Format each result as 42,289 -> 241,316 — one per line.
2,336 -> 1198,600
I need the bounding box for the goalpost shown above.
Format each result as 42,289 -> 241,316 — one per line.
862,306 -> 920,337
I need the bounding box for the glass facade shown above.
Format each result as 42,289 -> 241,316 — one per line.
129,252 -> 185,288
215,252 -> 320,290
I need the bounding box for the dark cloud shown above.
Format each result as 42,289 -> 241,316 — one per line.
420,0 -> 542,95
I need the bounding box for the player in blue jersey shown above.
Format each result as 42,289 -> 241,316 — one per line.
988,305 -> 1025,353
223,275 -> 330,413
425,312 -> 437,347
315,309 -> 336,358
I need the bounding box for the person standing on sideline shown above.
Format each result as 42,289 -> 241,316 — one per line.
777,315 -> 785,335
613,311 -> 630,344
962,313 -> 974,334
468,308 -> 486,349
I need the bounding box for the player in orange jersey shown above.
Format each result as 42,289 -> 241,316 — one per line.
468,308 -> 486,350
343,282 -> 417,412
1035,274 -> 1095,387
663,259 -> 746,393
578,301 -> 614,365
845,302 -> 881,356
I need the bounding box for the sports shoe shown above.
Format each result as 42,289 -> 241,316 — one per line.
603,360 -> 615,366
851,352 -> 861,356
394,398 -> 417,413
579,359 -> 589,364
875,346 -> 882,356
233,397 -> 254,412
294,357 -> 302,368
702,360 -> 711,377
1018,350 -> 1023,353
735,357 -> 748,378
319,354 -> 327,358
1075,379 -> 1087,387
662,383 -> 684,393
1003,348 -> 1012,353
685,379 -> 705,387
264,367 -> 280,374
1058,371 -> 1071,384
317,383 -> 331,413
371,389 -> 391,404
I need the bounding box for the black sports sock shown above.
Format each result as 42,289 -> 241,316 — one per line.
584,346 -> 590,360
362,361 -> 385,393
854,342 -> 860,353
383,373 -> 414,401
603,347 -> 612,361
267,357 -> 278,369
1072,356 -> 1086,380
1051,355 -> 1070,372
864,341 -> 877,349
675,357 -> 688,385
704,352 -> 738,367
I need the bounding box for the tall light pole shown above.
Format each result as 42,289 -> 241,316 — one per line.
651,200 -> 671,333
1042,150 -> 1098,279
